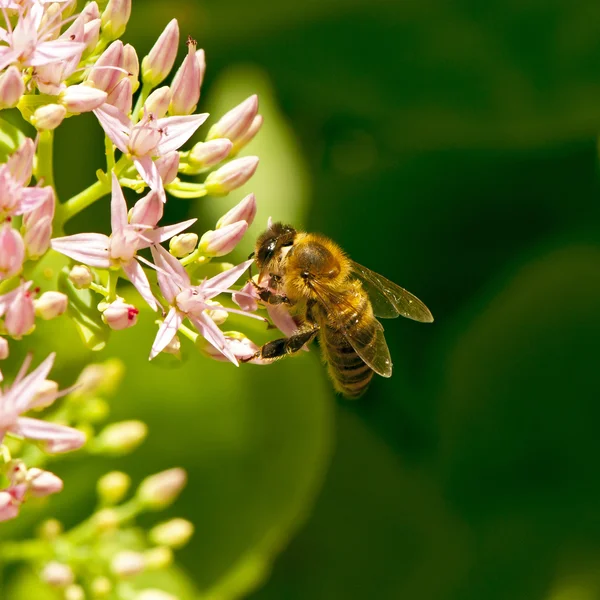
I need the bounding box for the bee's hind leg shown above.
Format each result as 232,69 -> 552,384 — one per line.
241,325 -> 319,363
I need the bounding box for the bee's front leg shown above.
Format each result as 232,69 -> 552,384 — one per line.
241,325 -> 319,363
250,279 -> 291,305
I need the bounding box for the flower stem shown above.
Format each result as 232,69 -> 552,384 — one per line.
131,82 -> 153,124
107,269 -> 119,302
59,179 -> 110,224
180,248 -> 208,267
36,130 -> 55,189
105,135 -> 115,172
178,323 -> 198,343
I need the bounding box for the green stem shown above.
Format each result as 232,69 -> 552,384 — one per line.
180,248 -> 207,267
107,269 -> 119,302
178,323 -> 198,343
105,135 -> 115,172
0,540 -> 51,562
59,179 -> 110,224
131,82 -> 153,124
36,130 -> 55,189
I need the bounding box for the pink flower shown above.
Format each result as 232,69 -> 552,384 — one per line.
0,2 -> 86,71
149,244 -> 258,363
101,298 -> 138,330
0,223 -> 25,280
168,36 -> 203,116
0,281 -> 35,337
51,174 -> 196,310
94,104 -> 208,196
0,485 -> 25,522
141,18 -> 179,87
0,353 -> 86,453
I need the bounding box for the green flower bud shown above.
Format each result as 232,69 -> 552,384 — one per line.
149,518 -> 194,549
97,471 -> 131,504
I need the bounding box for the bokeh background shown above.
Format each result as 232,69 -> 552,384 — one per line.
4,0 -> 600,598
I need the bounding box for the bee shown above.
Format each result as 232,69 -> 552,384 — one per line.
244,222 -> 434,398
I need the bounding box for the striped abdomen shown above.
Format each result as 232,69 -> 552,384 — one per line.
318,289 -> 376,398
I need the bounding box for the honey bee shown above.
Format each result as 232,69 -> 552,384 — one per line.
244,222 -> 434,398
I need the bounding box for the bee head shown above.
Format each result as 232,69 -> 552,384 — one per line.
254,222 -> 297,272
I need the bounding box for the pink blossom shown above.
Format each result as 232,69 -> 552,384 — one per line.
169,36 -> 203,116
0,223 -> 25,280
0,281 -> 35,337
0,353 -> 86,453
101,298 -> 138,330
51,174 -> 196,310
0,2 -> 86,72
149,244 -> 258,363
141,19 -> 179,87
0,485 -> 25,522
94,104 -> 208,196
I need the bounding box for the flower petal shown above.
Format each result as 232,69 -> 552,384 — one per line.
134,156 -> 163,196
189,313 -> 238,366
140,218 -> 197,248
13,417 -> 86,453
15,187 -> 50,216
156,113 -> 209,155
110,172 -> 128,234
9,353 -> 55,413
200,259 -> 254,300
123,259 -> 157,311
28,40 -> 86,67
93,104 -> 130,153
149,306 -> 182,359
51,233 -> 111,268
150,244 -> 188,304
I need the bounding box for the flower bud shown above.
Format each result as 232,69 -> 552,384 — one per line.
23,186 -> 55,228
141,19 -> 179,87
65,584 -> 85,600
24,215 -> 52,258
199,221 -> 248,257
30,379 -> 59,410
0,224 -> 24,280
216,193 -> 257,229
91,577 -> 112,598
136,591 -> 177,600
168,37 -> 201,116
74,359 -> 124,396
4,285 -> 34,337
207,95 -> 258,144
61,84 -> 107,114
69,265 -> 94,289
8,138 -> 34,186
28,468 -> 64,497
231,114 -> 263,155
204,156 -> 259,196
198,331 -> 262,363
0,67 -> 24,109
41,561 -> 74,587
97,471 -> 130,504
94,420 -> 147,455
137,468 -> 187,510
144,86 -> 171,119
149,518 -> 194,549
169,233 -> 197,257
204,300 -> 228,325
155,151 -> 179,185
0,490 -> 19,522
187,138 -> 232,171
31,103 -> 66,131
111,551 -> 145,578
93,508 -> 119,532
83,18 -> 101,55
129,190 -> 163,227
162,334 -> 181,356
101,0 -> 132,40
88,40 -> 124,93
38,518 -> 63,540
143,547 -> 173,570
107,77 -> 132,114
102,299 -> 139,330
34,291 -> 68,320
0,337 -> 8,360
123,43 -> 139,93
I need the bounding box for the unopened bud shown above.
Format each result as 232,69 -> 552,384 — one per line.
74,358 -> 124,396
88,40 -> 124,93
231,114 -> 263,156
141,19 -> 179,87
143,86 -> 171,119
0,66 -> 24,109
187,138 -> 232,172
97,471 -> 131,504
199,221 -> 248,257
69,265 -> 93,289
65,584 -> 85,600
143,547 -> 173,570
111,550 -> 145,578
61,84 -> 107,114
0,337 -> 7,360
169,233 -> 197,257
162,334 -> 181,356
83,18 -> 101,55
30,379 -> 59,410
155,151 -> 180,185
204,300 -> 228,325
129,190 -> 163,227
93,508 -> 119,532
107,77 -> 132,114
123,43 -> 139,93
94,420 -> 147,455
8,138 -> 34,186
38,518 -> 63,540
101,0 -> 131,40
32,103 -> 66,130
204,156 -> 259,196
101,299 -> 139,330
34,291 -> 68,320
28,468 -> 63,497
4,285 -> 34,336
91,577 -> 112,598
207,95 -> 258,144
216,193 -> 257,229
168,37 -> 201,115
24,215 -> 52,258
41,561 -> 74,588
149,518 -> 194,549
137,468 -> 187,510
0,224 -> 24,281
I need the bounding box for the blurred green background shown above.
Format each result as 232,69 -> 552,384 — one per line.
5,0 -> 600,598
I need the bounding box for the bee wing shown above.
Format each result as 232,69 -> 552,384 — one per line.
350,261 -> 434,322
341,317 -> 393,378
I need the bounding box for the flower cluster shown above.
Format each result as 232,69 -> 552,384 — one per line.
0,0 -> 277,597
